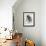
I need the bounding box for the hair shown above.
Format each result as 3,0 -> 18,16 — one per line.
27,15 -> 32,22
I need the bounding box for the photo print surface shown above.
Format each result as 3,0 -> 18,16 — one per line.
23,12 -> 35,27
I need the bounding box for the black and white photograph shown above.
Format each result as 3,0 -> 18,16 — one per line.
23,12 -> 35,27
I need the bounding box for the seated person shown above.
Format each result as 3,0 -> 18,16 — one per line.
15,33 -> 22,46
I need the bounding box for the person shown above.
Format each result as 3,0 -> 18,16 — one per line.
15,34 -> 22,46
26,15 -> 32,23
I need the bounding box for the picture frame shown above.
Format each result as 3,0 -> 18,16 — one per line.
23,12 -> 35,27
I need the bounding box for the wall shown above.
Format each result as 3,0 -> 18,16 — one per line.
41,0 -> 46,46
13,0 -> 41,46
0,0 -> 16,30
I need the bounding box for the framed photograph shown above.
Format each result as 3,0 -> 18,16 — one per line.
23,12 -> 35,27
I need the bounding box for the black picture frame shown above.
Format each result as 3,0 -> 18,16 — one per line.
23,12 -> 35,27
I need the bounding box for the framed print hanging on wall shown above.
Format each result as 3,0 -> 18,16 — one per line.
23,12 -> 35,27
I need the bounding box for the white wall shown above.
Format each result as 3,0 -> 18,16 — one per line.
41,0 -> 46,46
13,0 -> 41,46
0,0 -> 16,30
